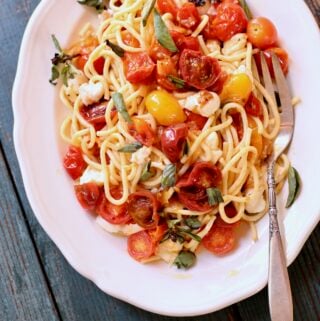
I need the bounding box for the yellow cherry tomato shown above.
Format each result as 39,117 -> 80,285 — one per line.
145,90 -> 186,126
220,73 -> 252,104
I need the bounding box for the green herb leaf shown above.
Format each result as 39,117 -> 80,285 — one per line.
112,92 -> 132,123
177,228 -> 201,242
49,65 -> 60,85
51,34 -> 62,53
206,187 -> 224,206
118,142 -> 143,153
238,0 -> 252,20
185,216 -> 201,229
106,40 -> 125,57
77,0 -> 105,12
153,9 -> 178,53
189,0 -> 206,7
285,165 -> 300,208
167,75 -> 185,89
61,64 -> 75,86
140,161 -> 153,181
161,164 -> 176,188
167,219 -> 180,229
174,251 -> 196,269
142,0 -> 156,26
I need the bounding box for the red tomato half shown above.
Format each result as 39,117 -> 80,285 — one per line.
177,3 -> 201,30
123,52 -> 155,84
244,94 -> 263,118
96,188 -> 131,224
63,146 -> 86,180
93,57 -> 105,75
203,3 -> 247,41
179,50 -> 222,90
128,118 -> 156,147
178,189 -> 212,212
74,183 -> 101,211
202,224 -> 236,255
80,101 -> 107,130
157,0 -> 178,19
149,38 -> 172,62
156,56 -> 179,91
127,230 -> 155,262
127,191 -> 159,229
184,110 -> 208,130
170,31 -> 200,52
161,123 -> 188,163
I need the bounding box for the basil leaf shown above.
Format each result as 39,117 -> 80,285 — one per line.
61,64 -> 75,86
153,9 -> 178,53
238,0 -> 252,20
49,65 -> 60,85
167,75 -> 185,89
77,0 -> 105,12
188,0 -> 206,7
285,165 -> 300,208
142,0 -> 156,26
177,228 -> 202,242
174,251 -> 196,269
106,40 -> 125,57
185,216 -> 201,229
118,142 -> 143,153
167,219 -> 180,229
112,92 -> 132,123
140,161 -> 153,181
51,34 -> 62,53
206,187 -> 224,206
161,164 -> 176,188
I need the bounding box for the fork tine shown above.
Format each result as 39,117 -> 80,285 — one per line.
260,52 -> 276,105
271,53 -> 294,126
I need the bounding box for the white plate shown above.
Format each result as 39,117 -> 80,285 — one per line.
12,0 -> 320,316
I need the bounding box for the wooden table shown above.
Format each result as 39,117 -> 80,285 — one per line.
0,1 -> 319,320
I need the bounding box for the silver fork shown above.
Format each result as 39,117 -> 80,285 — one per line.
259,52 -> 294,321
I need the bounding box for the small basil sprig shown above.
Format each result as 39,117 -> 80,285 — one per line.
142,0 -> 156,26
49,35 -> 77,86
153,9 -> 178,53
112,92 -> 132,123
106,40 -> 125,57
167,75 -> 185,89
285,165 -> 301,208
207,188 -> 224,206
161,164 -> 176,188
238,0 -> 252,20
118,142 -> 142,153
185,216 -> 201,229
174,251 -> 196,269
77,0 -> 106,12
140,161 -> 153,181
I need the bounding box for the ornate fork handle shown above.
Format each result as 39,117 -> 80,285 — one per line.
267,161 -> 293,321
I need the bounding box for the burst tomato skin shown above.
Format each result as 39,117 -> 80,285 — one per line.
63,146 -> 86,180
203,3 -> 247,41
127,230 -> 155,262
179,50 -> 222,90
80,101 -> 107,130
177,3 -> 201,30
160,123 -> 188,163
184,110 -> 208,131
157,0 -> 178,18
247,17 -> 278,49
74,183 -> 101,211
170,31 -> 200,52
244,94 -> 263,118
128,118 -> 156,147
123,52 -> 155,84
96,188 -> 131,225
156,56 -> 179,91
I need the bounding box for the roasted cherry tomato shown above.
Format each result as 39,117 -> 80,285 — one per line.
177,3 -> 201,30
161,123 -> 188,163
244,94 -> 263,118
171,31 -> 200,52
149,224 -> 168,243
127,191 -> 159,229
127,230 -> 155,262
178,189 -> 212,212
203,3 -> 247,41
93,57 -> 105,75
122,30 -> 140,48
156,56 -> 179,91
202,223 -> 236,255
146,90 -> 186,126
247,17 -> 278,49
184,109 -> 208,131
230,112 -> 243,140
74,183 -> 101,211
63,145 -> 86,180
80,101 -> 107,130
96,187 -> 131,224
123,52 -> 155,84
179,50 -> 222,90
157,0 -> 178,18
128,117 -> 155,147
149,38 -> 172,62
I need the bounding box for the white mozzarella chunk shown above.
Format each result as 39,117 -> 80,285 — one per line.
222,33 -> 247,56
245,188 -> 266,213
65,72 -> 87,102
156,239 -> 183,265
205,132 -> 219,149
79,166 -> 105,186
96,216 -> 143,236
180,91 -> 220,117
130,146 -> 152,165
79,82 -> 104,106
233,64 -> 247,75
